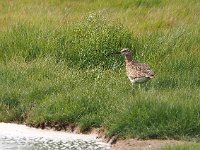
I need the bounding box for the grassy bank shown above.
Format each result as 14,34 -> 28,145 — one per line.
0,0 -> 200,141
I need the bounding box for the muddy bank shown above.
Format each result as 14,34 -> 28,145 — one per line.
26,122 -> 190,150
27,122 -> 109,140
111,139 -> 186,150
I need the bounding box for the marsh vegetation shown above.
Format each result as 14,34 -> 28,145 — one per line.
0,0 -> 200,143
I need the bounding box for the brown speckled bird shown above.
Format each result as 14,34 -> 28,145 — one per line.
111,48 -> 155,89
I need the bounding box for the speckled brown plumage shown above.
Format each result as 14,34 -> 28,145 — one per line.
113,48 -> 155,89
122,48 -> 155,85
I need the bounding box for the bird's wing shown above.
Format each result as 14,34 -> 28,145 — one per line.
129,63 -> 155,78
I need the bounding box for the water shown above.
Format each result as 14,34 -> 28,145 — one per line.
0,123 -> 110,150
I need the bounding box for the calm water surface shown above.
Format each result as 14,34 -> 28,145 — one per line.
0,123 -> 110,150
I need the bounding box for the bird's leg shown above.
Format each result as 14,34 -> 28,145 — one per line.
144,82 -> 148,91
132,83 -> 135,92
138,84 -> 141,89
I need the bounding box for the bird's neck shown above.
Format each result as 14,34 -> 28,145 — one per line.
125,55 -> 136,63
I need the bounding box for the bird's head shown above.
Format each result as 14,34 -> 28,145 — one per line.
107,48 -> 132,56
120,48 -> 132,56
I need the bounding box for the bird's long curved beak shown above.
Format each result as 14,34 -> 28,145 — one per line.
106,51 -> 121,56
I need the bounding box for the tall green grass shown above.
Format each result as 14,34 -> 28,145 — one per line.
0,15 -> 136,68
0,0 -> 200,140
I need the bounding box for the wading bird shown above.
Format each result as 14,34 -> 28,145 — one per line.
110,48 -> 155,90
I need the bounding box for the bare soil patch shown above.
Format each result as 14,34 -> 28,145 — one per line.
111,139 -> 186,150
